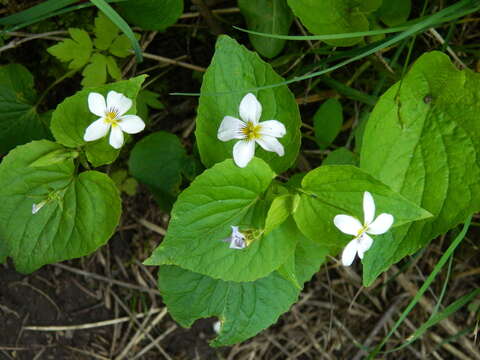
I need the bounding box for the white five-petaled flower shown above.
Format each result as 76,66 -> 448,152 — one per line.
222,226 -> 246,250
84,90 -> 145,149
217,93 -> 286,168
333,191 -> 394,267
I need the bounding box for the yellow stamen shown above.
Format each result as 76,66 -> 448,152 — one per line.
104,110 -> 119,126
357,225 -> 368,237
241,121 -> 262,141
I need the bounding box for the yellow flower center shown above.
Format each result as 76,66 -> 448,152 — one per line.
104,110 -> 119,127
241,121 -> 262,141
357,224 -> 368,237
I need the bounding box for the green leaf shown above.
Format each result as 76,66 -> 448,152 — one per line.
105,55 -> 122,80
109,34 -> 133,58
136,89 -> 164,122
238,0 -> 294,58
313,98 -> 343,149
293,165 -> 432,253
81,53 -> 108,87
286,0 -> 379,46
50,76 -> 146,167
145,158 -> 298,282
90,0 -> 143,62
0,140 -> 121,273
196,35 -> 301,174
0,237 -> 8,264
376,0 -> 411,26
360,51 -> 480,285
278,225 -> 329,287
47,28 -> 93,69
158,266 -> 299,346
128,131 -> 188,211
322,148 -> 358,166
94,11 -> 119,51
30,147 -> 79,167
0,64 -> 50,154
119,0 -> 183,31
264,194 -> 299,234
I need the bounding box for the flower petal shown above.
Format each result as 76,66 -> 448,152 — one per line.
88,92 -> 106,116
218,116 -> 245,141
232,140 -> 255,168
32,201 -> 46,215
256,135 -> 284,156
367,213 -> 394,235
106,90 -> 132,116
259,120 -> 286,138
341,238 -> 358,266
357,234 -> 373,259
109,126 -> 124,149
84,118 -> 110,141
118,115 -> 145,134
333,215 -> 363,235
363,191 -> 375,225
239,93 -> 262,124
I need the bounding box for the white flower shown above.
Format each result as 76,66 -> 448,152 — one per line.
84,90 -> 145,149
222,226 -> 246,249
32,201 -> 46,214
217,93 -> 286,168
333,191 -> 394,266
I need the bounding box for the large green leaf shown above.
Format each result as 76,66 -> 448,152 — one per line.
0,140 -> 121,273
119,0 -> 183,31
293,165 -> 432,253
50,76 -> 146,167
195,35 -> 301,174
129,131 -> 188,211
286,0 -> 382,46
238,0 -> 294,58
158,266 -> 299,346
145,158 -> 298,282
360,51 -> 480,285
157,221 -> 328,346
0,64 -> 50,154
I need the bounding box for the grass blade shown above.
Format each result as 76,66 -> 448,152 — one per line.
366,215 -> 473,359
0,0 -> 76,25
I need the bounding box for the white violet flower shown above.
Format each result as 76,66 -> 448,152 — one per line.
217,93 -> 286,168
333,191 -> 394,266
222,226 -> 246,250
84,90 -> 145,149
32,201 -> 47,214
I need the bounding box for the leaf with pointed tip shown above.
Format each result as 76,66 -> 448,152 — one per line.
360,51 -> 480,286
293,165 -> 432,254
195,35 -> 301,174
